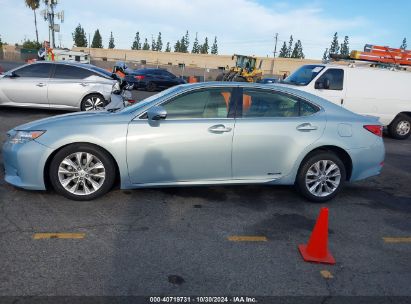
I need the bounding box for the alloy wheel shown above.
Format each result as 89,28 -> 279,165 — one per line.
84,96 -> 105,111
305,160 -> 341,197
396,120 -> 411,136
58,152 -> 106,196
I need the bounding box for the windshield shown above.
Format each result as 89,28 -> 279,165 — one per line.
283,65 -> 325,86
120,85 -> 182,114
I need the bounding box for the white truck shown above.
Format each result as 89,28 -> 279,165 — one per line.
280,63 -> 411,139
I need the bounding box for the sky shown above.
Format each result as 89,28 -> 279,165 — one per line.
0,0 -> 410,59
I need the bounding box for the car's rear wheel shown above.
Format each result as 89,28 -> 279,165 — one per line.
388,114 -> 411,140
49,144 -> 116,201
295,152 -> 346,202
80,94 -> 106,111
146,82 -> 157,92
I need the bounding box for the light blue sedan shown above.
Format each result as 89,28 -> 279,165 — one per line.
2,83 -> 385,202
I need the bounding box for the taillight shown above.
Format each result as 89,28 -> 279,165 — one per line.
134,75 -> 144,80
127,99 -> 136,104
363,125 -> 383,137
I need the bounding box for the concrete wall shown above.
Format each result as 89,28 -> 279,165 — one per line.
73,47 -> 321,76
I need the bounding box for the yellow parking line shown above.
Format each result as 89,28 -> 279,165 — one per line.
320,270 -> 334,279
228,236 -> 267,242
383,237 -> 411,243
33,233 -> 85,240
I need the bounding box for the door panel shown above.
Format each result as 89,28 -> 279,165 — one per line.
47,64 -> 95,108
127,119 -> 234,184
232,88 -> 326,180
0,64 -> 52,105
126,87 -> 236,184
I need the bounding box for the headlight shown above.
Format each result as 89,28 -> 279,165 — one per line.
8,130 -> 46,144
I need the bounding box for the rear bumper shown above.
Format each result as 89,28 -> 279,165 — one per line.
349,139 -> 385,181
2,140 -> 52,190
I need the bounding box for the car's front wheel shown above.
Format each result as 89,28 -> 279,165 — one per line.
295,152 -> 346,202
49,144 -> 116,201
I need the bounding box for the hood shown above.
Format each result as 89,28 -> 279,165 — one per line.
13,111 -> 111,131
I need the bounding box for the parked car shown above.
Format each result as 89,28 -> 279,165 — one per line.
0,62 -> 118,111
125,68 -> 185,91
280,63 -> 411,139
3,83 -> 384,202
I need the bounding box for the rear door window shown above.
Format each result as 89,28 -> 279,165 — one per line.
239,89 -> 319,118
53,64 -> 95,79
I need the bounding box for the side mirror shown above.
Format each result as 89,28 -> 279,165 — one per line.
147,106 -> 167,121
315,78 -> 330,90
5,71 -> 18,78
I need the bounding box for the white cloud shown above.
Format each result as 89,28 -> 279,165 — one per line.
0,0 -> 393,59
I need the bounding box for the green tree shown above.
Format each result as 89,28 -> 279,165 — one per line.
291,42 -> 299,58
287,35 -> 293,57
192,33 -> 200,53
151,36 -> 156,51
131,32 -> 141,50
200,37 -> 209,54
400,37 -> 407,50
0,35 -> 3,49
174,40 -> 181,52
156,32 -> 163,51
184,30 -> 189,52
24,0 -> 40,44
296,40 -> 304,58
22,39 -> 41,50
108,32 -> 115,49
72,24 -> 88,47
340,35 -> 349,56
211,36 -> 218,55
142,38 -> 150,50
91,29 -> 103,48
329,32 -> 339,55
322,48 -> 329,61
279,41 -> 288,58
165,42 -> 171,52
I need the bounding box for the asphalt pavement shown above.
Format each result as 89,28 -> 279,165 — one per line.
0,91 -> 410,302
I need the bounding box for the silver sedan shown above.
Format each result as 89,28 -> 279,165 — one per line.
0,62 -> 117,111
2,82 -> 385,202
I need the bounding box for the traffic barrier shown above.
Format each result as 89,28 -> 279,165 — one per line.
298,207 -> 336,264
188,76 -> 198,83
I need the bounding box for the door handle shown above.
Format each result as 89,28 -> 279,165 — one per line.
208,124 -> 232,133
80,83 -> 89,87
296,123 -> 318,131
36,83 -> 46,87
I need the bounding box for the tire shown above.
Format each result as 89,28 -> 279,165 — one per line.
216,73 -> 225,81
146,82 -> 157,92
295,152 -> 346,202
80,94 -> 107,111
388,114 -> 411,140
49,144 -> 116,201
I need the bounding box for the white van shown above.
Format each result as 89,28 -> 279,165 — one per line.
280,63 -> 411,139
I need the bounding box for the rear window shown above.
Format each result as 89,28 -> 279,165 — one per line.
53,64 -> 95,79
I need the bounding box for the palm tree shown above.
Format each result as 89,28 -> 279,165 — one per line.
25,0 -> 41,43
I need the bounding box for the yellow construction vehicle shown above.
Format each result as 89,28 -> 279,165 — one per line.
216,54 -> 263,82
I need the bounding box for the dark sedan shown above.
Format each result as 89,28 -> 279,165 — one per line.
125,68 -> 185,91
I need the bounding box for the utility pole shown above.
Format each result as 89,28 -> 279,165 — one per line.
41,0 -> 64,49
272,33 -> 278,76
273,33 -> 278,58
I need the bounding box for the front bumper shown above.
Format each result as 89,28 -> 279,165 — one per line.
2,140 -> 53,190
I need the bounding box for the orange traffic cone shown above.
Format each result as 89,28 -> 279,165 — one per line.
298,207 -> 336,264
